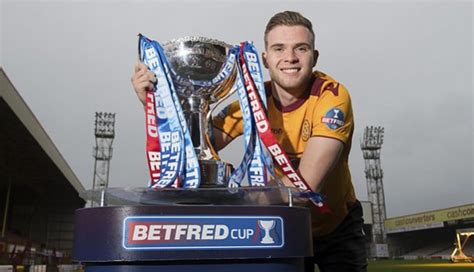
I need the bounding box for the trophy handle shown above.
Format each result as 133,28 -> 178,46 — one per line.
207,85 -> 237,120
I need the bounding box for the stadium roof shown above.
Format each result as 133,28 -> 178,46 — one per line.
0,67 -> 85,206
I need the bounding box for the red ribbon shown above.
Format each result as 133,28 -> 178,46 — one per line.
145,91 -> 161,187
239,44 -> 330,213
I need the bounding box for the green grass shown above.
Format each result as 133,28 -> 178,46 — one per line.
367,259 -> 474,272
313,259 -> 474,272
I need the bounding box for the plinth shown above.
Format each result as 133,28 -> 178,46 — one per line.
73,187 -> 313,272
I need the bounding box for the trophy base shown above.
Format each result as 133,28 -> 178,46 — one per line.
81,186 -> 311,206
198,159 -> 233,188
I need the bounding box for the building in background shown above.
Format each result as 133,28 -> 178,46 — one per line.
0,67 -> 85,269
385,203 -> 474,260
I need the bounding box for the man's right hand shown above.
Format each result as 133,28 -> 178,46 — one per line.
131,62 -> 157,106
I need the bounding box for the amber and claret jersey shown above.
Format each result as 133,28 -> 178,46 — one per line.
213,71 -> 357,237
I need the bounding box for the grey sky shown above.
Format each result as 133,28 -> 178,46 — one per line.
1,0 -> 472,218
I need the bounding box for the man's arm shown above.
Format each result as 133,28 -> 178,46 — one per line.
212,127 -> 234,152
281,136 -> 344,192
211,101 -> 244,152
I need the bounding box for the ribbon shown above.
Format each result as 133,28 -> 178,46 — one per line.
139,35 -> 328,212
139,34 -> 198,188
238,42 -> 328,212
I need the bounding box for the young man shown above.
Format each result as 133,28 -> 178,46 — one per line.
131,11 -> 367,272
212,11 -> 367,272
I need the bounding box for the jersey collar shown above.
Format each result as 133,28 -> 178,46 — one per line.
265,73 -> 322,113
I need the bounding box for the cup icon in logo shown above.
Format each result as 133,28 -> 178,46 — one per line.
258,220 -> 276,244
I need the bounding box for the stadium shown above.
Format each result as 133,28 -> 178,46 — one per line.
1,66 -> 473,272
385,204 -> 474,260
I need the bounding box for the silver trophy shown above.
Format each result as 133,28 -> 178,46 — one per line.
162,37 -> 237,187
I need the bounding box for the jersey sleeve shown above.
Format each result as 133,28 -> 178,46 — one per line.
311,82 -> 354,144
212,100 -> 244,139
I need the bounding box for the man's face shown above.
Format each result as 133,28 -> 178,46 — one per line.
263,25 -> 317,93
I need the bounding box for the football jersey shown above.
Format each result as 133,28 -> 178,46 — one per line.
213,71 -> 357,237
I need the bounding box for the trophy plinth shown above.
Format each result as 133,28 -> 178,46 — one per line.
162,36 -> 237,187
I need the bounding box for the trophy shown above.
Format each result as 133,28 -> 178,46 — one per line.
161,36 -> 238,188
258,220 -> 276,244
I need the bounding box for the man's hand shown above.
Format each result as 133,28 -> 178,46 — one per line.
131,62 -> 157,106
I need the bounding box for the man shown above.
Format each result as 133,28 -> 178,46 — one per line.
132,11 -> 367,272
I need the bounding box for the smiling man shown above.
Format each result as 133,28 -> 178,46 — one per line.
131,10 -> 367,271
212,11 -> 368,272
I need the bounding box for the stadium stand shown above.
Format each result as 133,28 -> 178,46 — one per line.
401,241 -> 453,259
0,67 -> 86,270
386,203 -> 474,260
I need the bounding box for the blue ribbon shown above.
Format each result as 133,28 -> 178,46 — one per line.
156,44 -> 201,188
139,34 -> 200,188
240,42 -> 276,185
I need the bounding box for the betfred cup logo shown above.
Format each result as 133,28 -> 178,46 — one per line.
124,216 -> 283,249
258,220 -> 275,244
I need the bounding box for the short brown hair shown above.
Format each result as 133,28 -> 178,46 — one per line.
264,11 -> 315,48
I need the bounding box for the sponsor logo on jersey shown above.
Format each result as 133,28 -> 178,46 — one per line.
321,108 -> 345,130
123,216 -> 284,250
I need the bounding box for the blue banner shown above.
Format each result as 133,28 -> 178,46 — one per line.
123,216 -> 284,250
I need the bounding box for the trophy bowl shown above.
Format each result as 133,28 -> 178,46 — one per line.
161,36 -> 238,187
162,36 -> 237,102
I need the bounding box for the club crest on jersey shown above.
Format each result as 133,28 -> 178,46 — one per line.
301,120 -> 311,142
321,108 -> 344,130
